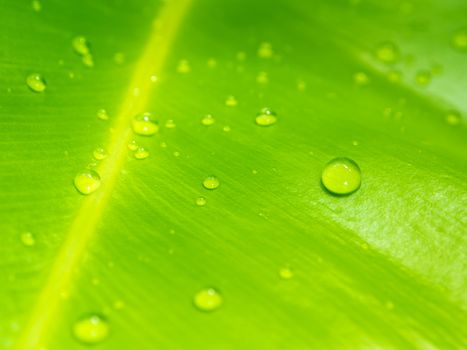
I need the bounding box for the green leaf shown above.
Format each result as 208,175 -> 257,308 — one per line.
1,0 -> 466,349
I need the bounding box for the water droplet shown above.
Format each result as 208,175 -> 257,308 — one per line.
132,113 -> 159,136
93,147 -> 107,160
256,71 -> 269,84
160,142 -> 167,148
196,196 -> 207,206
149,74 -> 158,83
72,314 -> 109,345
128,140 -> 138,151
255,108 -> 277,126
225,95 -> 238,107
321,158 -> 361,195
72,36 -> 90,56
445,111 -> 462,126
387,70 -> 402,83
236,51 -> 246,61
353,72 -> 370,86
82,54 -> 94,67
97,109 -> 109,121
113,300 -> 125,310
278,267 -> 294,280
223,126 -> 231,132
193,288 -> 223,312
21,232 -> 35,247
375,42 -> 399,64
26,73 -> 46,93
113,52 -> 125,65
74,169 -> 101,195
297,80 -> 306,91
207,58 -> 217,68
165,119 -> 176,128
177,59 -> 191,73
134,147 -> 149,160
203,176 -> 220,190
452,29 -> 467,51
201,114 -> 215,126
258,42 -> 273,58
32,0 -> 41,11
415,70 -> 431,86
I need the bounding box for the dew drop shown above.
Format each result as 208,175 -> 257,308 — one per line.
195,196 -> 207,206
201,114 -> 215,126
26,73 -> 46,93
353,72 -> 370,86
72,36 -> 90,56
256,71 -> 269,84
177,59 -> 191,73
255,108 -> 277,126
445,111 -> 462,126
72,314 -> 109,345
149,74 -> 158,83
74,169 -> 101,195
97,109 -> 109,121
128,140 -> 138,151
223,126 -> 231,132
258,42 -> 273,58
93,147 -> 107,160
375,42 -> 399,64
193,288 -> 223,312
165,119 -> 176,128
134,147 -> 149,160
203,176 -> 220,190
321,158 -> 361,195
21,232 -> 35,247
113,52 -> 125,65
225,95 -> 238,107
415,70 -> 431,86
452,29 -> 467,51
278,267 -> 294,280
132,112 -> 159,136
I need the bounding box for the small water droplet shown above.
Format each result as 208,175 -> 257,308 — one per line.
160,142 -> 167,148
113,300 -> 125,310
207,58 -> 217,68
278,267 -> 294,280
26,73 -> 46,93
353,72 -> 370,86
128,140 -> 138,151
149,74 -> 158,83
177,59 -> 191,73
32,0 -> 41,11
415,70 -> 431,86
375,42 -> 399,64
93,147 -> 107,160
452,29 -> 467,51
134,147 -> 149,160
445,111 -> 462,126
201,114 -> 215,126
193,288 -> 223,312
113,52 -> 125,65
321,158 -> 361,195
223,125 -> 231,132
236,51 -> 246,61
74,169 -> 101,195
225,95 -> 238,107
21,232 -> 35,247
203,176 -> 220,190
297,80 -> 307,91
72,314 -> 109,345
258,42 -> 273,58
97,109 -> 109,121
387,70 -> 402,83
165,119 -> 176,128
255,108 -> 277,126
196,196 -> 207,206
72,36 -> 90,56
132,113 -> 159,136
256,71 -> 269,84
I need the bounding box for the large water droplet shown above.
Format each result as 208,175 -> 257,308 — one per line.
201,114 -> 215,126
375,42 -> 399,64
255,108 -> 277,126
26,73 -> 46,93
193,288 -> 223,312
132,113 -> 159,136
321,158 -> 361,195
72,314 -> 109,345
203,176 -> 220,190
74,170 -> 101,195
